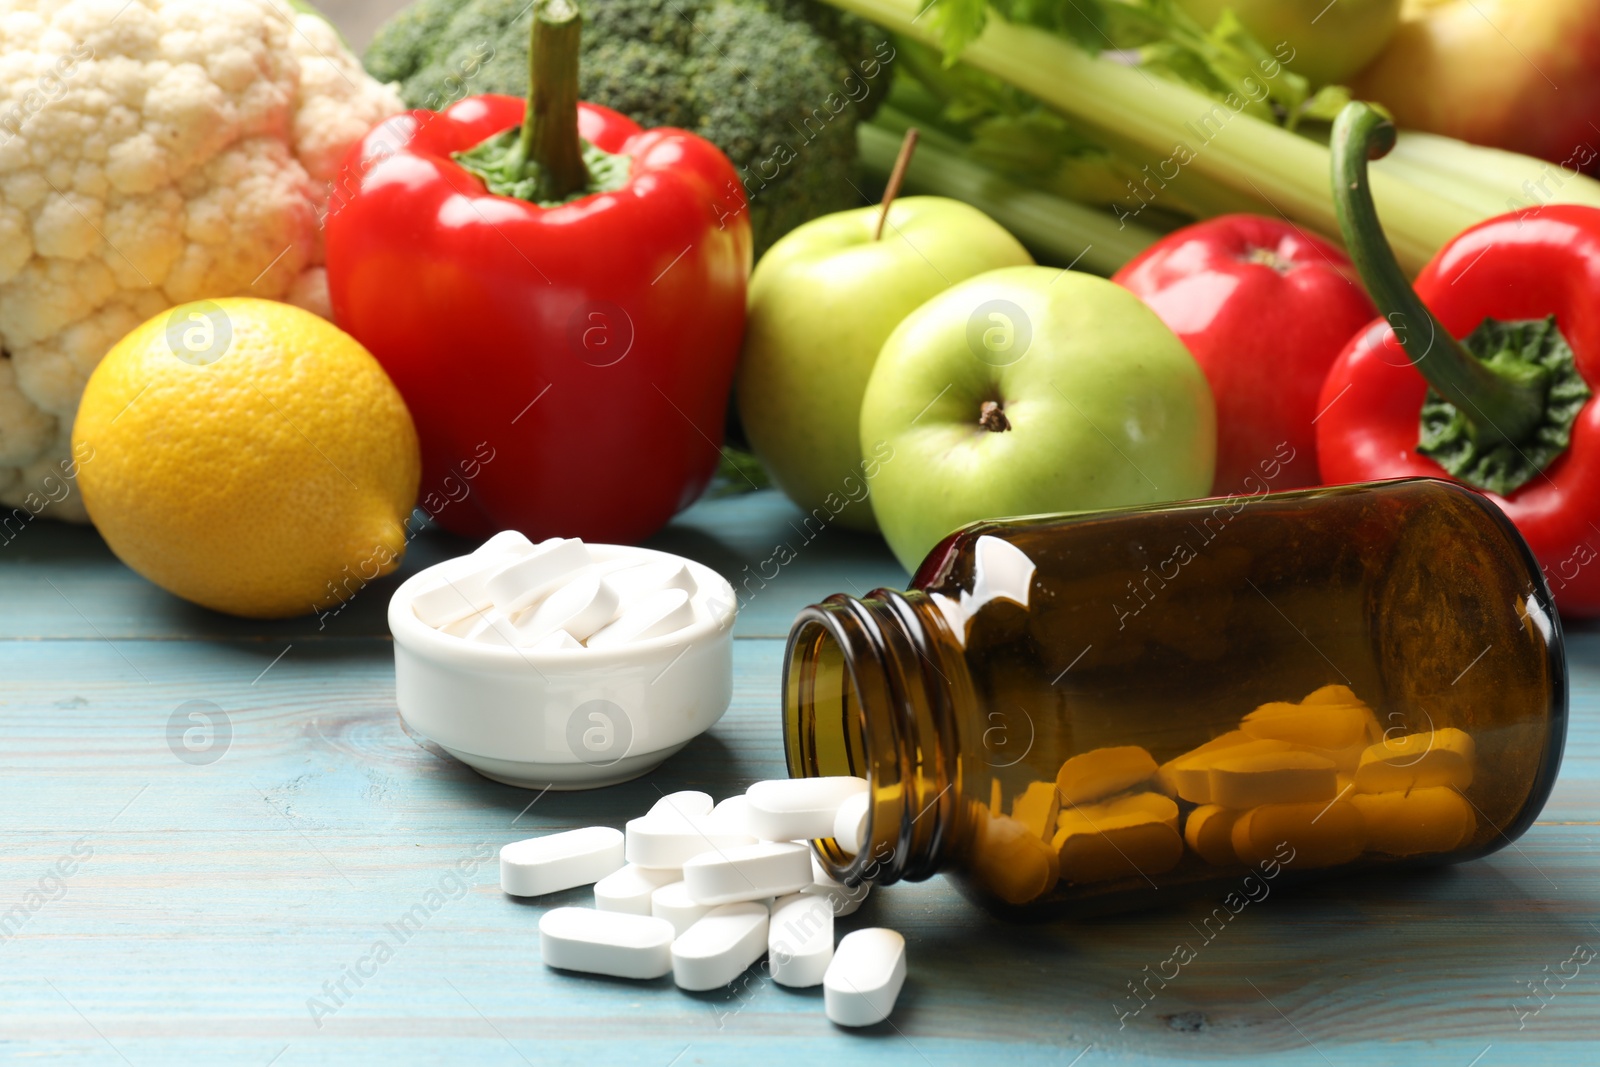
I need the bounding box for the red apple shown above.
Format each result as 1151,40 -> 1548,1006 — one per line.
1350,0 -> 1600,173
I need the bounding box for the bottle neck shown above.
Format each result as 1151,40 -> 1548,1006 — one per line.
782,588 -> 969,886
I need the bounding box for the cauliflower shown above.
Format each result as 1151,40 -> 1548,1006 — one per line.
0,0 -> 402,520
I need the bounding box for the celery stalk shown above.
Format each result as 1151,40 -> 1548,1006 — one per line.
827,0 -> 1488,273
857,121 -> 1160,273
1383,132 -> 1600,215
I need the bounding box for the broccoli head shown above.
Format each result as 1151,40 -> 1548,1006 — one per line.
364,0 -> 893,255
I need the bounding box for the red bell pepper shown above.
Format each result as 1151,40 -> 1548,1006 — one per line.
1114,216 -> 1377,495
1317,102 -> 1600,615
325,0 -> 750,544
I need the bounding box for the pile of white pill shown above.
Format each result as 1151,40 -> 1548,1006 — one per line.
408,532 -> 710,649
500,777 -> 906,1027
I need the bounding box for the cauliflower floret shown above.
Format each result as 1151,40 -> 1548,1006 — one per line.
0,354 -> 54,465
0,0 -> 402,520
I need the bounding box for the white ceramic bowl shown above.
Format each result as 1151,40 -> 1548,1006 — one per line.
388,544 -> 736,790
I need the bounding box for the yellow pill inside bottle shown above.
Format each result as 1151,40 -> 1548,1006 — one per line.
973,808 -> 1060,905
1350,787 -> 1476,855
1167,738 -> 1295,804
1184,804 -> 1243,867
1009,780 -> 1061,842
1240,701 -> 1376,750
1055,745 -> 1158,806
1231,799 -> 1366,868
1053,813 -> 1184,885
1058,790 -> 1180,834
1155,730 -> 1249,796
1298,737 -> 1372,772
1301,684 -> 1364,707
1354,728 -> 1476,793
1208,749 -> 1339,808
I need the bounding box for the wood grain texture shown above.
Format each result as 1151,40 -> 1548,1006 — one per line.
2,490 -> 1598,1065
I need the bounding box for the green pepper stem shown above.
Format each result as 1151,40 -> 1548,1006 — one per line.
518,0 -> 589,202
1330,102 -> 1545,447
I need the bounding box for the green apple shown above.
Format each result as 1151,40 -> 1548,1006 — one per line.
860,265 -> 1216,572
737,196 -> 1032,532
1175,0 -> 1401,87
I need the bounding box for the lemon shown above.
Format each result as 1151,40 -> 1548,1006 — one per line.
73,298 -> 421,619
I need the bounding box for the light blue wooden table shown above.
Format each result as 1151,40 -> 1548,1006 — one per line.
2,487 -> 1597,1066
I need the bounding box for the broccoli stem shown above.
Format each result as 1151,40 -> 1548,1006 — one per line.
518,0 -> 589,203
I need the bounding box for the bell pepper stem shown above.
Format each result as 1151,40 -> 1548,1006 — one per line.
1330,102 -> 1545,447
519,0 -> 589,203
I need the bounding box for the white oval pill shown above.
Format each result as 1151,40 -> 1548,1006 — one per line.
624,813 -> 755,869
708,794 -> 754,835
769,892 -> 834,988
514,572 -> 619,645
594,863 -> 683,915
825,928 -> 906,1027
474,530 -> 538,558
683,841 -> 813,905
586,588 -> 695,648
649,791 -> 714,820
439,608 -> 488,638
671,901 -> 770,991
529,628 -> 582,651
485,538 -> 591,614
410,554 -> 505,627
539,906 -> 675,980
833,790 -> 871,854
746,777 -> 869,841
604,560 -> 698,606
464,609 -> 520,646
802,852 -> 869,917
651,880 -> 712,936
500,826 -> 624,897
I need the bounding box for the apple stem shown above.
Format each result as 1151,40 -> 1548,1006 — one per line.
979,400 -> 1010,432
874,127 -> 920,241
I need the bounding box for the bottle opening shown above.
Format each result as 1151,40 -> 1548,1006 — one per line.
784,611 -> 877,883
783,592 -> 957,889
785,615 -> 870,777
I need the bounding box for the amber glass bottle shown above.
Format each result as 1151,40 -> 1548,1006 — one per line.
783,479 -> 1565,915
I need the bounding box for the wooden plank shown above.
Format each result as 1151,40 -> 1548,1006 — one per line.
0,489 -> 907,642
1,635 -> 1597,1064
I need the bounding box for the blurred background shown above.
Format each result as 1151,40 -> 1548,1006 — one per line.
322,0 -> 406,49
